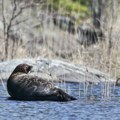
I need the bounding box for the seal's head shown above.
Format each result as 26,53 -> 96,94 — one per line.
12,64 -> 33,74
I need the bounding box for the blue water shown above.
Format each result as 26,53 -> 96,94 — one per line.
0,82 -> 120,120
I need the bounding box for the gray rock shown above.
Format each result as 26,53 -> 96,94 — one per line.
0,59 -> 115,84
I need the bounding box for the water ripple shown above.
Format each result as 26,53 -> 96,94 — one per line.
0,83 -> 120,120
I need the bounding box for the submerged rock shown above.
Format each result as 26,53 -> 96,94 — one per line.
0,59 -> 115,84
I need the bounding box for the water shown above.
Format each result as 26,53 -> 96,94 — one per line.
0,82 -> 120,120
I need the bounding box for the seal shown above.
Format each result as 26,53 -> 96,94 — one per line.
7,64 -> 76,101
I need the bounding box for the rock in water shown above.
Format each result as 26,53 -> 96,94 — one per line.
116,78 -> 120,86
7,64 -> 76,101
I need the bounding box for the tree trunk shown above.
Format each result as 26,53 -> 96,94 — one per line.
92,0 -> 103,29
5,37 -> 9,60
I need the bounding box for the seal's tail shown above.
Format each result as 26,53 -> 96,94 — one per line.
57,88 -> 77,101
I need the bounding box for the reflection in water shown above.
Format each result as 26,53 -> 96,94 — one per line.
0,82 -> 120,120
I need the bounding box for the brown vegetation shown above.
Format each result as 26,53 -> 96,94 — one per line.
0,0 -> 120,79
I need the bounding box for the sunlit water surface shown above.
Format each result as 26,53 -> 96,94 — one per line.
0,82 -> 120,120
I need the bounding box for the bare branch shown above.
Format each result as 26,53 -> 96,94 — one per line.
1,0 -> 33,59
7,0 -> 32,38
11,18 -> 28,27
33,0 -> 47,5
12,3 -> 32,21
1,0 -> 6,35
6,0 -> 17,40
